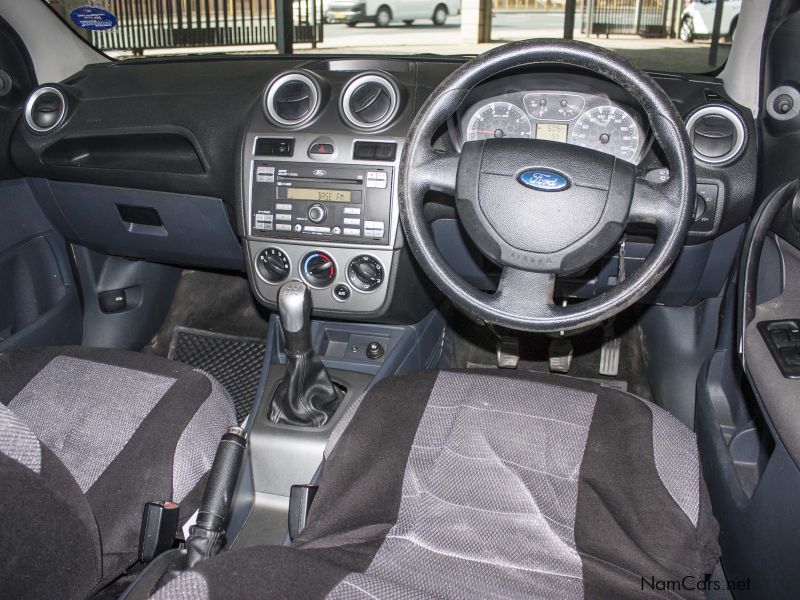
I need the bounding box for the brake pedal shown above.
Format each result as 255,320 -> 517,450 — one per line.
549,337 -> 573,373
599,321 -> 621,377
496,336 -> 520,369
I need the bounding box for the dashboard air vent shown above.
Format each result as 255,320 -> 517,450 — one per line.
341,73 -> 399,130
685,104 -> 745,165
264,72 -> 320,127
25,86 -> 67,133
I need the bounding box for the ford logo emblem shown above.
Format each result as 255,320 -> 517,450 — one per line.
517,170 -> 570,192
313,169 -> 327,177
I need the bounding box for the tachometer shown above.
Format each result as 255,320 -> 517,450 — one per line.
466,102 -> 532,141
570,105 -> 640,162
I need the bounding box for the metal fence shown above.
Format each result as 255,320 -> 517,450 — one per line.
581,0 -> 670,37
79,0 -> 323,53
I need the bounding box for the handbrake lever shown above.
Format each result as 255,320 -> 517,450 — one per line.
184,426 -> 247,568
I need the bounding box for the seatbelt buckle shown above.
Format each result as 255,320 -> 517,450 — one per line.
138,501 -> 180,563
288,484 -> 318,541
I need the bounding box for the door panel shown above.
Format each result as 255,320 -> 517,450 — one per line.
0,179 -> 82,351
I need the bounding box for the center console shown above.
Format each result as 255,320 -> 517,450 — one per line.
243,131 -> 404,315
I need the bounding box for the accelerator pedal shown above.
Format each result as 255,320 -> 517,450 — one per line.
599,320 -> 621,377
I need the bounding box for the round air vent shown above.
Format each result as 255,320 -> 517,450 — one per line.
685,104 -> 745,165
341,73 -> 399,130
263,72 -> 320,127
24,86 -> 67,133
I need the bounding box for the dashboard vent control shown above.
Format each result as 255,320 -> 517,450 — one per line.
353,141 -> 397,161
25,86 -> 67,133
264,72 -> 320,127
685,105 -> 745,165
341,73 -> 399,130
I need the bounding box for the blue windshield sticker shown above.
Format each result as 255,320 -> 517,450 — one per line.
69,6 -> 118,31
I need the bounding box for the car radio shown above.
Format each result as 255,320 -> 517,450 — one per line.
249,161 -> 393,245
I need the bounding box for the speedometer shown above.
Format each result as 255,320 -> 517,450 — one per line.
466,102 -> 532,142
570,105 -> 640,162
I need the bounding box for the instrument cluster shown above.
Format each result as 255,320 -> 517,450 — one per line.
459,91 -> 647,164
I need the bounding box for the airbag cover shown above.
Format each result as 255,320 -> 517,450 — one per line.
456,138 -> 635,274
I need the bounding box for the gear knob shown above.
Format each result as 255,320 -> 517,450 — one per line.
278,280 -> 312,354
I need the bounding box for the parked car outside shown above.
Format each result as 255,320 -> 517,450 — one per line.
326,0 -> 460,27
680,0 -> 741,42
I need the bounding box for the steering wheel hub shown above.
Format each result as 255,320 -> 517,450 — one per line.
456,138 -> 635,274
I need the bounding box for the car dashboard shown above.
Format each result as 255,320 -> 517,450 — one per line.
10,55 -> 757,322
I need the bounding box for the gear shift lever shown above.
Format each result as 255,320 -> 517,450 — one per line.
278,280 -> 313,354
269,281 -> 341,426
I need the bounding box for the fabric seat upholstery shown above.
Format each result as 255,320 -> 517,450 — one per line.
0,346 -> 237,600
154,370 -> 720,600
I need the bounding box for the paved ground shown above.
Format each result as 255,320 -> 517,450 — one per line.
109,11 -> 730,74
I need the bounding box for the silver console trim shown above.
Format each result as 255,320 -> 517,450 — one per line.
247,240 -> 393,313
245,131 -> 404,251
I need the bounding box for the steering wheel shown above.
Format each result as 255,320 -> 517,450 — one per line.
400,39 -> 695,333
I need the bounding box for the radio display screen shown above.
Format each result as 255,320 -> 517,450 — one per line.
286,187 -> 352,203
536,122 -> 568,143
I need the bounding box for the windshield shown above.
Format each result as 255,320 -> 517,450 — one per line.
45,0 -> 736,73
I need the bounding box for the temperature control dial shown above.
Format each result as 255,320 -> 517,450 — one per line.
256,247 -> 290,284
347,255 -> 384,292
301,251 -> 336,287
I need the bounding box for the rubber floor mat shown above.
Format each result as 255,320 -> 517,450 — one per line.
168,326 -> 266,423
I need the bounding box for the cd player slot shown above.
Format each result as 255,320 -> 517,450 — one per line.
277,176 -> 363,185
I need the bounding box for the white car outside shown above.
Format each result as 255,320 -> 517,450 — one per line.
326,0 -> 461,27
680,0 -> 741,42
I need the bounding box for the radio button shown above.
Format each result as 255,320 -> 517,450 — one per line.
275,224 -> 291,231
275,213 -> 292,221
275,203 -> 292,211
304,226 -> 331,233
308,204 -> 327,223
294,224 -> 303,233
343,207 -> 361,215
343,218 -> 360,226
343,228 -> 361,236
332,227 -> 342,235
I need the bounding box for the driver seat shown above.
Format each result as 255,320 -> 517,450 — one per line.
154,370 -> 720,599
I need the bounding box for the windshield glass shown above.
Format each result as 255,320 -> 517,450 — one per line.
45,0 -> 736,73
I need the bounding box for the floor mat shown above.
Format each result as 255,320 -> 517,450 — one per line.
168,326 -> 266,423
145,269 -> 270,358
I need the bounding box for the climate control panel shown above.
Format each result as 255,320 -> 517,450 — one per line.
248,242 -> 392,313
